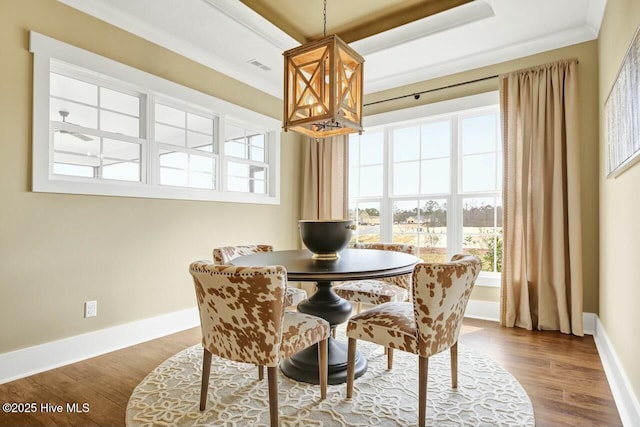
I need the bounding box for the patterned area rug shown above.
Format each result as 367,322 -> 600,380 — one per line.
126,329 -> 534,427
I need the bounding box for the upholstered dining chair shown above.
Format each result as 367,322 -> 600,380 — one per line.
345,254 -> 481,427
213,245 -> 308,308
190,262 -> 330,427
333,242 -> 419,314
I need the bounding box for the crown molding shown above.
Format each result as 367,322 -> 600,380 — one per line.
364,25 -> 598,94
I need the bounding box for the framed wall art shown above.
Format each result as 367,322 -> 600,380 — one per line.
606,24 -> 640,178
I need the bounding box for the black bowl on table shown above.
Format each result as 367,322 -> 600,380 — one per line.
298,219 -> 354,261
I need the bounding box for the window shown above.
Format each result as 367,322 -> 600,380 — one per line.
348,93 -> 502,285
224,124 -> 269,194
30,31 -> 280,204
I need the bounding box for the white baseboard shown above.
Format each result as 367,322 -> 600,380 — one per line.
583,312 -> 597,335
464,299 -> 500,322
593,316 -> 640,427
0,307 -> 200,384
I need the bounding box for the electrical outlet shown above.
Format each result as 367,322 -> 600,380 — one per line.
85,300 -> 97,318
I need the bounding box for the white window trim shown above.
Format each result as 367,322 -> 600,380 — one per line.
357,92 -> 501,287
30,31 -> 280,205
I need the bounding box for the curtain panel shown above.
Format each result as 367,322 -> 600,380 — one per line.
301,136 -> 349,221
499,59 -> 584,336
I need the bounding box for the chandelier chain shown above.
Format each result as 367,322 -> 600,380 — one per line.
323,0 -> 327,37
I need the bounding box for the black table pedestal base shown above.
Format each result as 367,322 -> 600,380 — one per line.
280,337 -> 367,385
281,279 -> 368,384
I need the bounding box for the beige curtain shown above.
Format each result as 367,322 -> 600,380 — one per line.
500,59 -> 584,336
301,136 -> 349,220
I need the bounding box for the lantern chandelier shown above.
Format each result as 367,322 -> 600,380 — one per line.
282,0 -> 364,139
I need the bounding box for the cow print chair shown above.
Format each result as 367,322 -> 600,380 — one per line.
190,262 -> 329,427
345,254 -> 481,427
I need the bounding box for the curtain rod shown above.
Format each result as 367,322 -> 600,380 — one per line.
363,74 -> 499,107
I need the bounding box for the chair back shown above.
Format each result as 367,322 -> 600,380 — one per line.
213,244 -> 273,265
189,262 -> 286,367
412,254 -> 481,357
354,242 -> 418,289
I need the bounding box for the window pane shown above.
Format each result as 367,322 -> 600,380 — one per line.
100,87 -> 140,116
349,166 -> 359,197
190,154 -> 214,173
50,100 -> 98,129
349,134 -> 360,165
350,201 -> 381,244
53,151 -> 99,169
228,162 -> 249,178
393,161 -> 419,195
462,114 -> 497,155
249,134 -> 265,148
252,180 -> 266,194
228,177 -> 249,192
103,139 -> 140,162
187,131 -> 213,152
359,165 -> 383,196
393,200 -> 419,246
187,113 -> 212,135
50,73 -> 97,106
359,131 -> 383,165
101,110 -> 140,137
421,158 -> 449,194
155,123 -> 186,146
53,163 -> 94,177
225,140 -> 247,159
103,162 -> 139,182
225,124 -> 245,141
159,150 -> 187,169
251,147 -> 265,162
422,120 -> 450,158
393,126 -> 419,162
462,197 -> 502,272
419,199 -> 448,263
251,166 -> 266,180
189,172 -> 214,189
160,167 -> 188,187
462,153 -> 496,192
156,104 -> 185,127
53,131 -> 100,161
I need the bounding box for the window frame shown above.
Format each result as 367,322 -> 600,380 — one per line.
350,92 -> 501,287
30,31 -> 280,205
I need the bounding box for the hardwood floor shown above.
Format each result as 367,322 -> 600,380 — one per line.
0,319 -> 622,426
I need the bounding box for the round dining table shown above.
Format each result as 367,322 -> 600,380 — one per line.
230,248 -> 421,384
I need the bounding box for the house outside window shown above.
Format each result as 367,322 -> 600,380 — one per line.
348,92 -> 502,285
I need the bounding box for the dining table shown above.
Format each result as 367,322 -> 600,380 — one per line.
230,247 -> 421,385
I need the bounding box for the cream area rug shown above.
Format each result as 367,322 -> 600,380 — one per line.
126,330 -> 534,426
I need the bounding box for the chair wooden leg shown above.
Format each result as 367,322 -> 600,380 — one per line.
267,366 -> 279,427
318,338 -> 328,400
450,342 -> 458,389
387,347 -> 394,370
356,302 -> 362,314
418,356 -> 429,427
346,338 -> 356,398
258,365 -> 264,381
199,349 -> 212,411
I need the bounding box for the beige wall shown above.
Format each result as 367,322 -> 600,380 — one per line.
0,0 -> 606,359
364,41 -> 600,310
0,0 -> 303,353
598,0 -> 640,404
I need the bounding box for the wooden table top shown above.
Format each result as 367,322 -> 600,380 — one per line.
230,248 -> 421,282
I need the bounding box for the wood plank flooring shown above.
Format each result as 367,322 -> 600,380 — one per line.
0,319 -> 623,426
